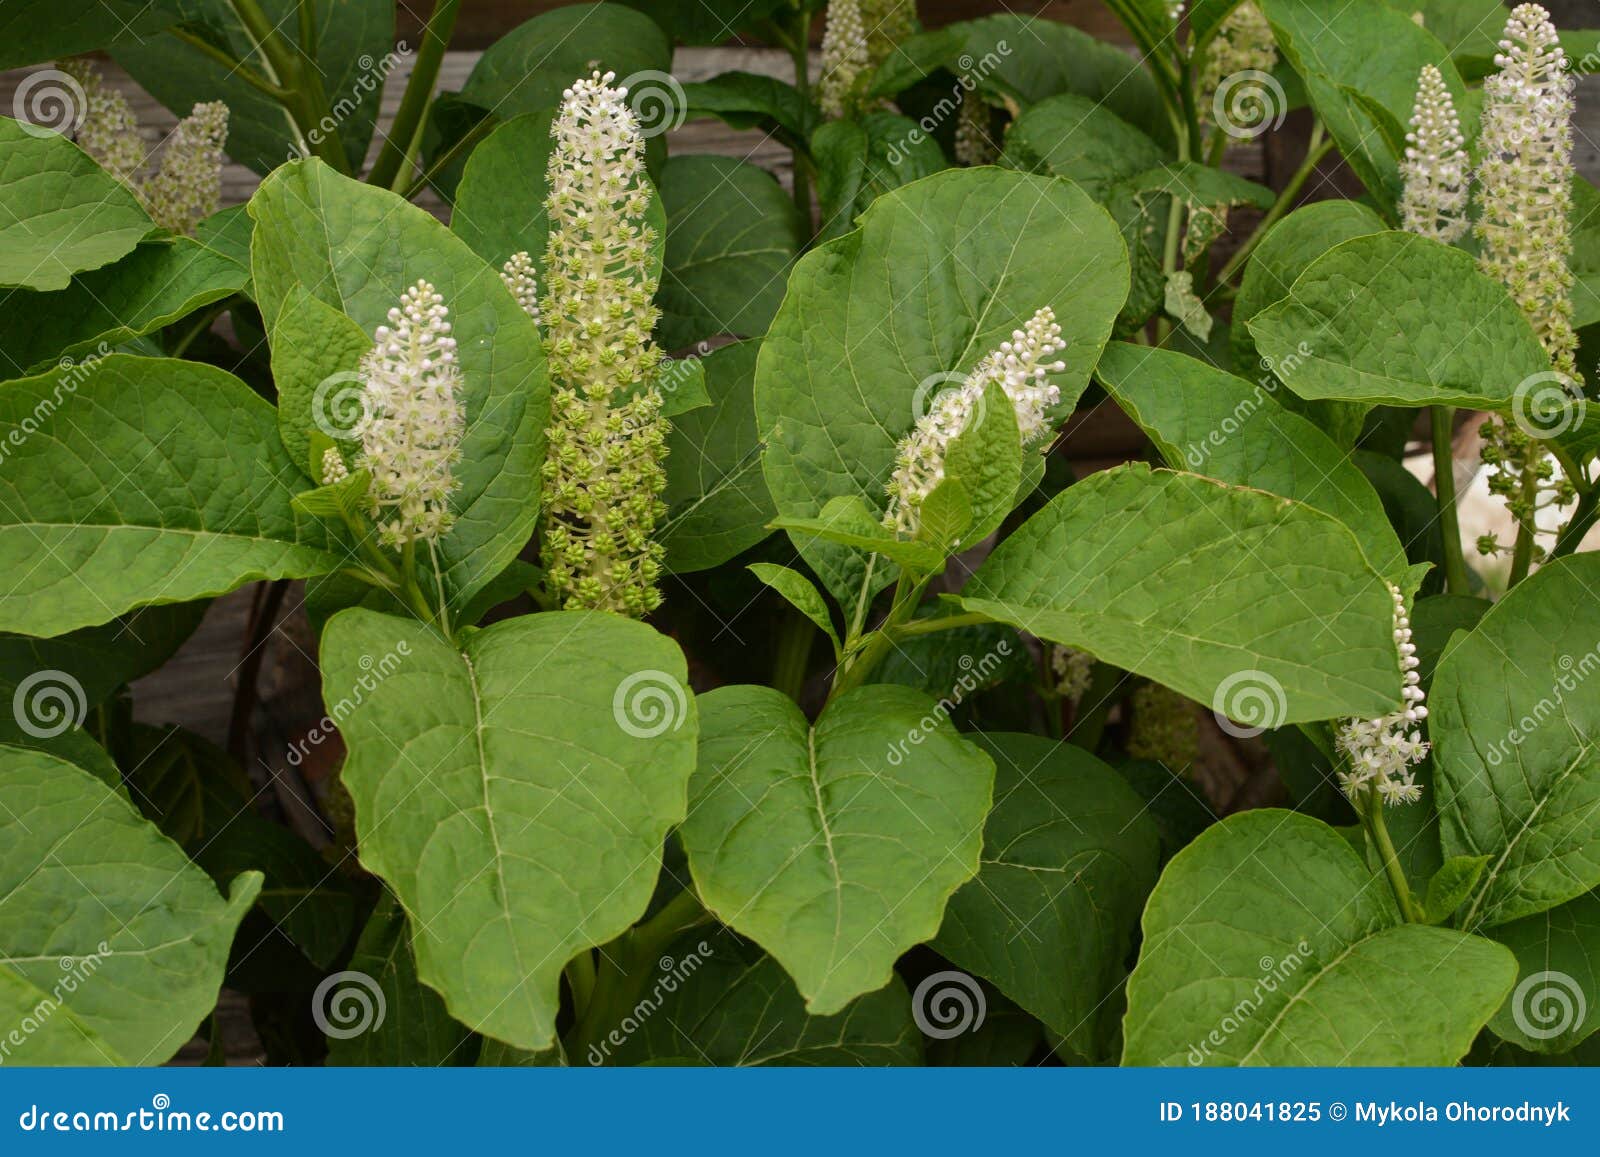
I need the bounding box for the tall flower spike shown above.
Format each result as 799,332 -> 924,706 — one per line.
1199,3 -> 1278,125
1476,3 -> 1577,379
142,101 -> 228,236
501,250 -> 541,327
354,280 -> 466,549
1336,584 -> 1428,806
884,306 -> 1067,535
819,0 -> 870,119
57,58 -> 144,185
1400,65 -> 1469,243
541,72 -> 668,616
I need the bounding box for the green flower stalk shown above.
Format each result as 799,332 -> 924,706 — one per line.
501,250 -> 541,328
540,71 -> 668,616
1400,64 -> 1469,244
355,280 -> 466,549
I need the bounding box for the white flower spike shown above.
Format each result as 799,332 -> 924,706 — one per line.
501,250 -> 541,327
1400,64 -> 1469,244
355,280 -> 466,550
1336,584 -> 1428,807
142,100 -> 228,236
819,0 -> 870,119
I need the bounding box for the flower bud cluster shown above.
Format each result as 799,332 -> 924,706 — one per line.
1336,584 -> 1428,806
1400,64 -> 1469,243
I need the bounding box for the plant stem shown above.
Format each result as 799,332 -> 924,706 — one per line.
1552,483 -> 1600,559
1066,661 -> 1122,752
1431,406 -> 1471,596
888,611 -> 989,639
168,28 -> 290,100
1212,124 -> 1331,289
563,950 -> 596,1020
228,0 -> 349,172
367,0 -> 462,189
401,112 -> 496,200
227,578 -> 289,763
771,609 -> 816,704
829,570 -> 928,703
1360,787 -> 1425,923
786,5 -> 814,226
1507,445 -> 1543,588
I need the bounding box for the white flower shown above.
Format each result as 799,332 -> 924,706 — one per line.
819,0 -> 870,119
1476,2 -> 1577,379
58,58 -> 144,185
320,447 -> 349,485
1336,583 -> 1428,806
354,280 -> 465,549
501,250 -> 540,327
142,100 -> 228,236
885,306 -> 1067,536
1400,64 -> 1469,244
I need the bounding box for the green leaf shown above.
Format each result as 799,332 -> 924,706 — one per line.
1123,809 -> 1516,1065
458,3 -> 672,121
0,601 -> 204,711
678,72 -> 818,144
1247,231 -> 1551,408
1096,341 -> 1407,581
915,480 -> 974,553
249,159 -> 548,611
0,238 -> 245,380
660,341 -> 774,573
683,684 -> 994,1015
0,354 -> 344,636
1486,891 -> 1600,1054
0,746 -> 260,1064
1425,855 -> 1489,925
600,935 -> 922,1065
0,120 -> 152,292
1433,555 -> 1600,930
270,283 -> 373,480
114,0 -> 394,175
657,155 -> 804,349
959,463 -> 1403,724
938,379 -> 1022,552
771,496 -> 947,576
0,0 -> 180,69
756,168 -> 1128,603
321,608 -> 698,1051
932,733 -> 1160,1061
747,564 -> 841,659
325,893 -> 476,1065
1122,161 -> 1276,211
812,114 -> 950,243
450,112 -> 557,269
1002,94 -> 1167,201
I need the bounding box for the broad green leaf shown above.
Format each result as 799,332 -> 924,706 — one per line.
326,893 -> 476,1065
1487,892 -> 1600,1054
959,463 -> 1402,723
1121,161 -> 1275,211
0,355 -> 344,636
321,608 -> 698,1051
458,3 -> 672,121
0,238 -> 245,380
0,601 -> 205,710
450,112 -> 557,269
660,341 -> 774,573
249,159 -> 548,611
772,496 -> 946,576
270,284 -> 372,480
601,934 -> 922,1065
932,733 -> 1160,1061
938,380 -> 1022,552
3,726 -> 120,789
114,0 -> 393,175
0,0 -> 180,69
0,747 -> 261,1064
748,563 -> 841,658
1434,555 -> 1600,930
0,119 -> 152,292
683,684 -> 994,1015
678,72 -> 818,144
875,617 -> 1031,700
1425,855 -> 1489,925
756,168 -> 1128,603
1410,593 -> 1489,688
1123,809 -> 1516,1065
657,155 -> 804,349
1003,94 -> 1167,200
1247,231 -> 1551,408
1096,341 -> 1407,580
812,114 -> 949,243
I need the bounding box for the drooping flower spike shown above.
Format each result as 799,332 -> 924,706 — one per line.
58,57 -> 144,185
1399,64 -> 1469,244
1336,584 -> 1428,807
142,100 -> 229,236
884,306 -> 1067,536
354,280 -> 466,550
540,71 -> 669,616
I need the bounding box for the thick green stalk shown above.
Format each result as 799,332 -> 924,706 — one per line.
367,0 -> 462,189
1360,787 -> 1425,923
771,610 -> 817,704
228,0 -> 349,172
1431,406 -> 1471,596
786,6 -> 814,226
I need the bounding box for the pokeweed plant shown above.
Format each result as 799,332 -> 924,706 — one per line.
6,0 -> 1600,1069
